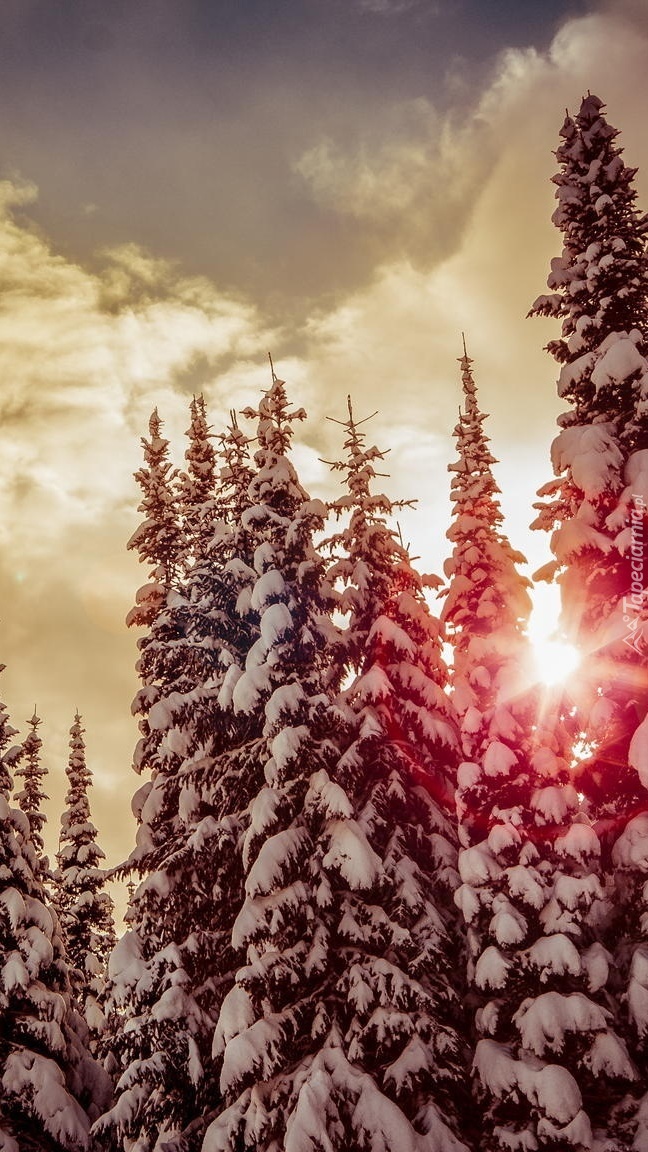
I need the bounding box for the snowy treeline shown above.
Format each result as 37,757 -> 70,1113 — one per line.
1,92 -> 648,1151
0,707 -> 114,1150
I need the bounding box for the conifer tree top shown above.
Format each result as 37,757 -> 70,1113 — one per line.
326,395 -> 422,662
530,94 -> 648,643
184,395 -> 214,482
239,368 -> 316,544
176,393 -> 218,564
530,92 -> 648,376
243,366 -> 307,460
216,407 -> 255,517
451,340 -> 499,486
61,713 -> 94,831
325,396 -> 458,788
56,712 -> 116,1013
442,344 -> 531,643
15,709 -> 48,855
128,406 -> 182,596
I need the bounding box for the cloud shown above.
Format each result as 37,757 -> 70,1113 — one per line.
0,176 -> 275,884
293,0 -> 648,593
355,0 -> 427,14
294,96 -> 496,265
0,181 -> 274,550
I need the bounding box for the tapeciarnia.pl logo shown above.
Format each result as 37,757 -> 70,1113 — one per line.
623,493 -> 647,654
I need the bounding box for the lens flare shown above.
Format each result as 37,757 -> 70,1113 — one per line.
531,636 -> 581,686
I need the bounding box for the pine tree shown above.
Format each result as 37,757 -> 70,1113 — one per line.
321,398 -> 470,1147
205,380 -> 468,1152
0,684 -> 110,1149
97,403 -> 211,1151
324,395 -> 458,820
529,94 -> 648,381
126,407 -> 183,630
177,394 -> 218,568
457,679 -> 636,1151
55,713 -> 116,1039
15,710 -> 48,871
527,95 -> 648,842
97,405 -> 261,1152
441,343 -> 533,746
529,94 -> 648,646
526,94 -> 648,1147
528,94 -> 648,935
437,346 -> 635,1147
122,402 -> 254,867
126,405 -> 191,854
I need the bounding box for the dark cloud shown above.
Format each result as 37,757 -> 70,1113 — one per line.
0,0 -> 592,321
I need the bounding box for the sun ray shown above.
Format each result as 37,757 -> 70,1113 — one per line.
530,635 -> 581,686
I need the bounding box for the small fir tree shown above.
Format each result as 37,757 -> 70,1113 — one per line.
97,405 -> 261,1152
0,684 -> 110,1149
15,710 -> 48,871
126,407 -> 183,630
55,714 -> 116,1039
322,398 -> 470,1147
177,394 -> 218,568
441,343 -> 533,745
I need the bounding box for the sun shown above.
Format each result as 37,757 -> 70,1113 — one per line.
531,636 -> 581,686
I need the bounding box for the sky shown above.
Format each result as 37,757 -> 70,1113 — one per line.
1,0 -> 647,905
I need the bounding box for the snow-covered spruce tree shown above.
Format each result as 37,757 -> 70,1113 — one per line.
54,713 -> 116,1040
179,407 -> 259,782
529,100 -> 648,1143
529,93 -> 648,649
177,394 -> 218,568
204,380 -> 468,1152
122,401 -> 254,864
121,400 -> 249,874
456,680 -> 638,1151
440,348 -> 636,1147
123,404 -> 190,864
529,94 -> 648,387
320,397 -> 470,1147
97,402 -> 200,1150
115,405 -> 191,889
96,407 -> 260,1152
0,685 -> 110,1150
440,343 -> 533,751
15,710 -> 49,873
127,407 -> 183,631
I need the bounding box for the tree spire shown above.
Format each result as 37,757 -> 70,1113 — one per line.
458,334 -> 479,422
55,713 -> 116,1040
15,709 -> 48,867
0,685 -> 110,1147
441,344 -> 532,731
126,407 -> 183,628
176,393 -> 218,566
